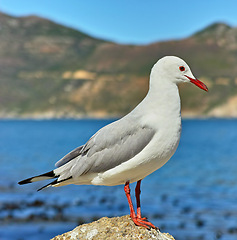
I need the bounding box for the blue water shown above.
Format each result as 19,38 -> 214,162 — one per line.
0,119 -> 237,240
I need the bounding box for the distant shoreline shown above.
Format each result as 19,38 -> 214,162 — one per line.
0,116 -> 236,121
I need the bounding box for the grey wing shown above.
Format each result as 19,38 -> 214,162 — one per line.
55,146 -> 84,168
70,117 -> 156,176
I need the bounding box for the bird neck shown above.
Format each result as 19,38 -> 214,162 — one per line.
143,74 -> 181,119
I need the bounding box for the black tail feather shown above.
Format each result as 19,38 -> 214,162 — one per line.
18,170 -> 56,185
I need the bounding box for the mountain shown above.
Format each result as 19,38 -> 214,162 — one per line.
0,12 -> 236,118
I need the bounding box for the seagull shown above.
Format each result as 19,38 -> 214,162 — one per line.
18,56 -> 208,229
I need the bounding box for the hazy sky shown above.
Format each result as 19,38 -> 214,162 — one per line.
1,0 -> 237,44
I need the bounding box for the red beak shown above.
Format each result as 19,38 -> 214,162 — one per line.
185,75 -> 208,92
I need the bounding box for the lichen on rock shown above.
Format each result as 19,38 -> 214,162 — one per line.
51,215 -> 175,240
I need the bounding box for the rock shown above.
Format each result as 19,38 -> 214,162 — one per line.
51,215 -> 175,240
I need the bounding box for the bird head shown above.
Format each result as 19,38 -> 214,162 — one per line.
152,56 -> 208,92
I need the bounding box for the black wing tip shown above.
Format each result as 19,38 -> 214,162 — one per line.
37,176 -> 72,192
41,170 -> 56,178
18,178 -> 33,185
37,179 -> 57,191
18,170 -> 56,185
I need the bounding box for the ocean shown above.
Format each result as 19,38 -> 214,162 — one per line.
0,119 -> 237,240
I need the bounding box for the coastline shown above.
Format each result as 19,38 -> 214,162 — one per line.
0,115 -> 236,121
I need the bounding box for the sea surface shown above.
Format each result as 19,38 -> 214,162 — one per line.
0,119 -> 237,240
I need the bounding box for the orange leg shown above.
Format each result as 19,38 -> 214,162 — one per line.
124,180 -> 158,229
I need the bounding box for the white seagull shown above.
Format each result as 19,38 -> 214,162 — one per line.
19,56 -> 208,229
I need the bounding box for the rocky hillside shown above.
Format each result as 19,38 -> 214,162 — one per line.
0,12 -> 236,118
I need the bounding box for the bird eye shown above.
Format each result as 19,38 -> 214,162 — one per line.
179,66 -> 185,71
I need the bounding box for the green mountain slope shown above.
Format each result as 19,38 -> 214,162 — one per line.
0,12 -> 236,118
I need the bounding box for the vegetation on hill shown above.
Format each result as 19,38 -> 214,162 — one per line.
0,12 -> 236,118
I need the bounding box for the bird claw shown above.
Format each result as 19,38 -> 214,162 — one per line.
131,216 -> 158,230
